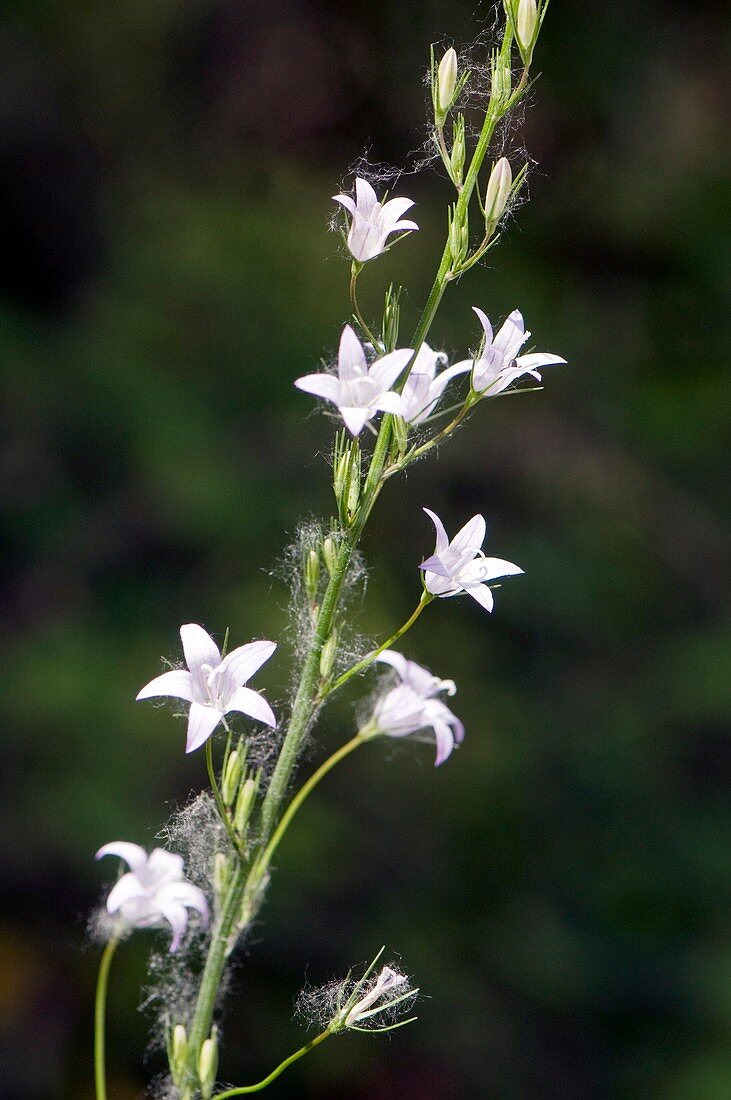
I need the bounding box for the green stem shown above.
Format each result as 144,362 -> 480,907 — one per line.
94,932 -> 120,1100
257,733 -> 365,874
211,1030 -> 331,1097
349,266 -> 382,350
325,592 -> 432,696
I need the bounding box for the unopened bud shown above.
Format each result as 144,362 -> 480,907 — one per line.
305,549 -> 320,601
437,48 -> 458,113
198,1028 -> 218,1100
448,204 -> 469,267
170,1023 -> 188,1084
213,851 -> 230,898
222,749 -> 243,805
450,114 -> 466,186
322,536 -> 337,574
516,0 -> 538,56
392,414 -> 408,456
491,49 -> 512,104
234,776 -> 257,834
319,631 -> 338,680
346,446 -> 361,517
485,158 -> 512,230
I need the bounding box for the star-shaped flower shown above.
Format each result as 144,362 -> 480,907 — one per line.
453,307 -> 565,395
333,177 -> 418,263
136,624 -> 277,753
420,507 -> 524,612
96,842 -> 208,953
399,343 -> 471,425
368,648 -> 464,766
294,324 -> 414,436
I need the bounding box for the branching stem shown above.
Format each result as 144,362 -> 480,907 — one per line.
211,1030 -> 331,1097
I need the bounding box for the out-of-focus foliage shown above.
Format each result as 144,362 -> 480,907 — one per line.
0,1 -> 728,1097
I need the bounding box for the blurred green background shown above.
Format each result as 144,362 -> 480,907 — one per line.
1,1 -> 729,1097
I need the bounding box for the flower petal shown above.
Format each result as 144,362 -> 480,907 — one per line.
375,649 -> 409,680
354,177 -> 378,216
96,841 -> 148,871
332,193 -> 357,217
180,624 -> 221,675
157,880 -> 209,922
379,195 -> 416,225
106,872 -> 146,914
450,514 -> 486,555
339,405 -> 371,436
338,324 -> 368,380
422,507 -> 449,554
465,584 -> 494,612
493,310 -> 528,360
185,702 -> 223,754
472,306 -> 493,346
146,848 -> 184,883
431,718 -> 456,766
462,556 -> 524,582
156,898 -> 189,953
373,390 -> 407,417
222,640 -> 277,686
228,686 -> 277,727
516,352 -> 566,369
368,348 -> 414,388
135,669 -> 194,702
294,373 -> 341,402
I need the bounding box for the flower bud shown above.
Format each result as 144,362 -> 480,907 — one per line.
319,630 -> 338,680
484,158 -> 512,230
222,749 -> 243,805
491,49 -> 512,104
234,776 -> 258,834
516,0 -> 538,56
322,536 -> 337,575
198,1027 -> 218,1100
392,414 -> 408,457
450,114 -> 466,186
170,1023 -> 188,1085
304,549 -> 320,601
213,851 -> 230,899
346,445 -> 361,518
448,203 -> 469,268
437,48 -> 458,113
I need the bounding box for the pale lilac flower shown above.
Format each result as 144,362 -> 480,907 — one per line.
333,177 -> 418,263
453,307 -> 565,395
369,648 -> 464,766
96,842 -> 208,952
136,624 -> 276,754
345,966 -> 408,1026
420,507 -> 524,612
399,343 -> 471,425
294,324 -> 414,436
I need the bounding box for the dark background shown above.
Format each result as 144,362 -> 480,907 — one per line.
1,1 -> 729,1097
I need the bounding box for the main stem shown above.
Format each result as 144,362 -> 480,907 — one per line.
186,47 -> 516,1080
94,933 -> 120,1100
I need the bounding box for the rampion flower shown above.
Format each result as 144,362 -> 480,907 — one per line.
399,343 -> 471,425
136,624 -> 277,753
96,842 -> 208,952
294,324 -> 414,436
420,507 -> 524,612
333,177 -> 418,263
367,648 -> 464,766
453,306 -> 565,395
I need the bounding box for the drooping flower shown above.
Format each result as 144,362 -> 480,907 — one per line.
333,177 -> 418,263
294,324 -> 414,436
96,842 -> 208,952
420,507 -> 524,612
366,648 -> 464,766
399,343 -> 471,425
136,624 -> 277,753
453,307 -> 565,396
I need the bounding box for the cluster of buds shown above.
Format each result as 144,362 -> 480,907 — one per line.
333,431 -> 362,524
221,740 -> 261,843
